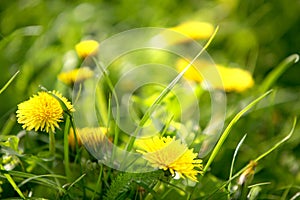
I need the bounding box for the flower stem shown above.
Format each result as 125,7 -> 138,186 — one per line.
64,115 -> 71,181
49,131 -> 56,156
69,115 -> 86,198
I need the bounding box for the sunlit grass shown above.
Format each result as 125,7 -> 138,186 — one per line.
0,1 -> 300,199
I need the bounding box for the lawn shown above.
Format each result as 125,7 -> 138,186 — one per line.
0,0 -> 300,199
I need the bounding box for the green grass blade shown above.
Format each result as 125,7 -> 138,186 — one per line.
3,173 -> 26,199
230,117 -> 296,187
228,134 -> 247,197
0,70 -> 19,95
205,116 -> 296,199
259,54 -> 299,93
254,116 -> 297,163
248,182 -> 271,188
3,170 -> 66,193
211,116 -> 297,195
1,114 -> 16,136
290,192 -> 300,200
92,164 -> 103,200
96,85 -> 109,125
203,90 -> 272,174
18,174 -> 66,188
66,173 -> 86,191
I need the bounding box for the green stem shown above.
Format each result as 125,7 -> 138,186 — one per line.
69,115 -> 86,198
49,131 -> 56,156
64,115 -> 71,182
96,85 -> 108,126
92,164 -> 103,200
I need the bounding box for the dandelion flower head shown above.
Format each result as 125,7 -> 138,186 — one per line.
216,65 -> 254,92
137,136 -> 203,182
170,21 -> 214,41
176,58 -> 254,92
68,127 -> 107,150
75,40 -> 99,58
58,67 -> 94,85
16,90 -> 74,133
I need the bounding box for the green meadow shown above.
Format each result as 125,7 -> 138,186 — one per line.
0,0 -> 299,199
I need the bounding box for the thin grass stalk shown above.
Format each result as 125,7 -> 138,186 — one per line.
0,70 -> 19,95
203,90 -> 272,174
259,54 -> 299,93
228,134 -> 247,198
0,168 -> 26,199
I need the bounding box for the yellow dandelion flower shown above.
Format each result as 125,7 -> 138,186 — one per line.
73,127 -> 108,151
169,21 -> 214,41
16,90 -> 74,133
136,136 -> 203,182
216,65 -> 254,92
58,67 -> 94,85
68,128 -> 82,150
75,40 -> 99,58
176,58 -> 254,92
68,127 -> 108,150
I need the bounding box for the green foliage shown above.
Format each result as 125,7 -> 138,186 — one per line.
0,0 -> 300,199
104,171 -> 164,200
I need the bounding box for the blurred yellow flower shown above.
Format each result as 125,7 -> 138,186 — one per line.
68,128 -> 83,150
58,67 -> 94,85
16,91 -> 74,133
169,21 -> 214,41
136,136 -> 203,182
71,127 -> 108,150
176,58 -> 254,92
217,65 -> 254,92
75,40 -> 99,58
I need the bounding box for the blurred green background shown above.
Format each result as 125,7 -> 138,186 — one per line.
0,0 -> 299,198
